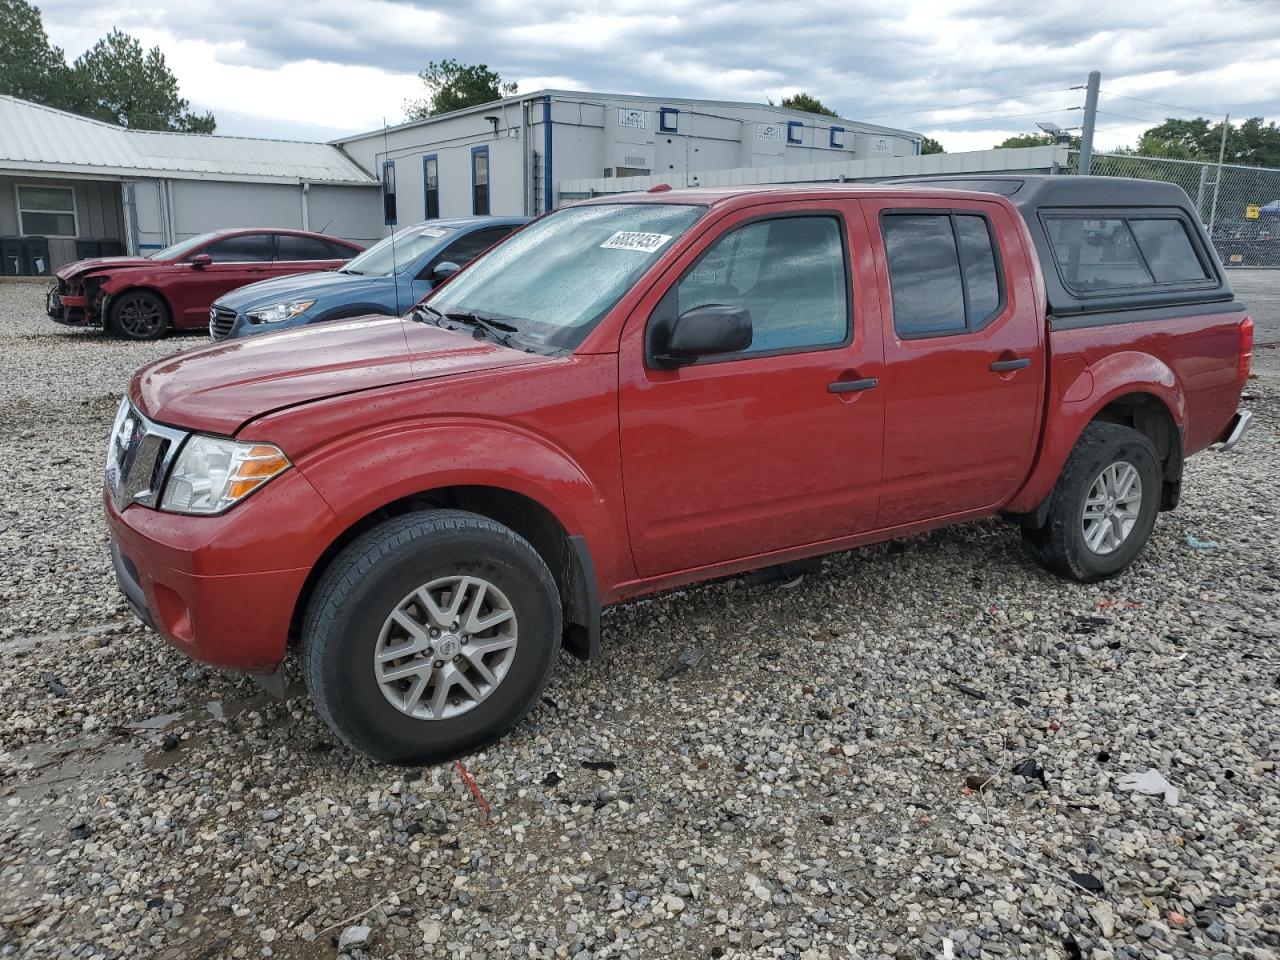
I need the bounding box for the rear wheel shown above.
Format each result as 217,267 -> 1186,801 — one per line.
110,290 -> 170,340
302,510 -> 561,763
1021,422 -> 1162,582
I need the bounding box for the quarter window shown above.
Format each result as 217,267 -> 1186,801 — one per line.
423,155 -> 440,219
471,147 -> 489,216
202,234 -> 274,263
17,184 -> 77,237
675,215 -> 849,356
881,212 -> 1004,338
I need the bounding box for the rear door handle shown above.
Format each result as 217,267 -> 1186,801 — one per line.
828,377 -> 879,394
989,358 -> 1031,372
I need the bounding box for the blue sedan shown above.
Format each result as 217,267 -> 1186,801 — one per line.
209,216 -> 529,339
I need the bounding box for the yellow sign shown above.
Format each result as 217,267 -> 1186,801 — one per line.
1246,204 -> 1261,220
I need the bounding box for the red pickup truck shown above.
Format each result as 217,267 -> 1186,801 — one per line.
105,176 -> 1254,762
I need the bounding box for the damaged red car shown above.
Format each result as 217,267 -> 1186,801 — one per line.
47,228 -> 363,340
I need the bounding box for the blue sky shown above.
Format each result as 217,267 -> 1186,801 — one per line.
35,0 -> 1280,150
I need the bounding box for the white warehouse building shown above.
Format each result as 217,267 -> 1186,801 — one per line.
336,90 -> 924,229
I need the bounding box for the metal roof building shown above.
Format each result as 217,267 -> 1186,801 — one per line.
0,96 -> 380,273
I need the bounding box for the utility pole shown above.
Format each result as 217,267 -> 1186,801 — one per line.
1208,113 -> 1230,238
1078,70 -> 1101,175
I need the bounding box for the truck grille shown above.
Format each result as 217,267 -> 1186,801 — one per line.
209,306 -> 237,339
105,400 -> 187,510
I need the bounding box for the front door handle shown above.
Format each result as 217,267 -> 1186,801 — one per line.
989,358 -> 1031,372
828,377 -> 879,394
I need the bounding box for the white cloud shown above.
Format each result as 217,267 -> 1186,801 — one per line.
34,0 -> 1280,144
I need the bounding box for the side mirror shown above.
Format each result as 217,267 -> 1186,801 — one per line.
432,261 -> 461,281
190,253 -> 212,269
654,304 -> 752,367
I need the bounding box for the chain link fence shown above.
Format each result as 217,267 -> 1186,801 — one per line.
1068,151 -> 1280,268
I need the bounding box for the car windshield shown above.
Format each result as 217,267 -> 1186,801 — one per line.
150,232 -> 220,260
424,203 -> 704,350
342,224 -> 458,277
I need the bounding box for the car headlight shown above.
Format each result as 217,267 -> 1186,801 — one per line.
160,435 -> 291,515
247,299 -> 316,324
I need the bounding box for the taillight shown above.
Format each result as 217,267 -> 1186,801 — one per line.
1239,316 -> 1254,383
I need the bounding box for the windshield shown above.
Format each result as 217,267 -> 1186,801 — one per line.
425,203 -> 704,349
150,232 -> 220,261
342,224 -> 457,277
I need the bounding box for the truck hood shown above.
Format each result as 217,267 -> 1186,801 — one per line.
132,316 -> 546,435
57,256 -> 158,280
214,269 -> 387,311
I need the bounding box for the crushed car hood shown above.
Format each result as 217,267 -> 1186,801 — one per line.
56,256 -> 159,280
132,316 -> 546,435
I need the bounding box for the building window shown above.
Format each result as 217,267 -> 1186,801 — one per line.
423,154 -> 439,220
382,160 -> 397,225
829,126 -> 845,148
659,108 -> 679,133
471,145 -> 489,216
17,184 -> 77,237
786,121 -> 803,144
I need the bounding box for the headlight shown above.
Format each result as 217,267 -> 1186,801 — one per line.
247,299 -> 315,324
160,436 -> 290,515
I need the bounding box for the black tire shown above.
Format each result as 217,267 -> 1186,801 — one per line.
1020,422 -> 1163,583
109,290 -> 171,340
302,510 -> 561,763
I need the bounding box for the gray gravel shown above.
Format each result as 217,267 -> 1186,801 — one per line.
1,279 -> 1278,960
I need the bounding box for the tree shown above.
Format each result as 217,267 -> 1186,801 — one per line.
779,92 -> 838,117
406,59 -> 516,119
70,29 -> 215,132
1137,117 -> 1280,167
0,0 -> 70,106
919,136 -> 945,154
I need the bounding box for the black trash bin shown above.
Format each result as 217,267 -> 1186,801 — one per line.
22,236 -> 51,276
99,239 -> 125,257
0,237 -> 23,276
74,239 -> 101,261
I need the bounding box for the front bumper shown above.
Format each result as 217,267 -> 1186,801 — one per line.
104,470 -> 339,673
47,284 -> 94,326
1217,409 -> 1253,452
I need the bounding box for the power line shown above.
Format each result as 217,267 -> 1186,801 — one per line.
920,106 -> 1081,129
1096,108 -> 1167,126
1098,89 -> 1222,118
860,87 -> 1074,120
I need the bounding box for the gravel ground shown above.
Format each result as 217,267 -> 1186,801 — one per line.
1,279 -> 1278,960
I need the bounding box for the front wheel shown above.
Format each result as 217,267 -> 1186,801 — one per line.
109,290 -> 171,340
1021,422 -> 1163,583
302,510 -> 561,763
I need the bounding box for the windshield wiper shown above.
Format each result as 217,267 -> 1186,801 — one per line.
411,305 -> 524,349
339,267 -> 364,275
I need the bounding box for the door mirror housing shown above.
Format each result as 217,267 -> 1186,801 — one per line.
190,253 -> 212,269
432,261 -> 461,282
653,304 -> 752,367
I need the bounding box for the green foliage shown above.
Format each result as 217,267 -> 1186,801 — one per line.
70,29 -> 214,132
919,136 -> 945,154
1136,117 -> 1280,167
993,131 -> 1081,149
0,0 -> 69,105
406,59 -> 517,119
779,92 -> 838,117
0,5 -> 214,132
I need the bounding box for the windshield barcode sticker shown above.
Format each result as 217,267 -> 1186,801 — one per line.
600,231 -> 673,253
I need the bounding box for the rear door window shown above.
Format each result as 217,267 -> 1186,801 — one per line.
276,235 -> 339,261
881,211 -> 1004,338
203,234 -> 273,263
